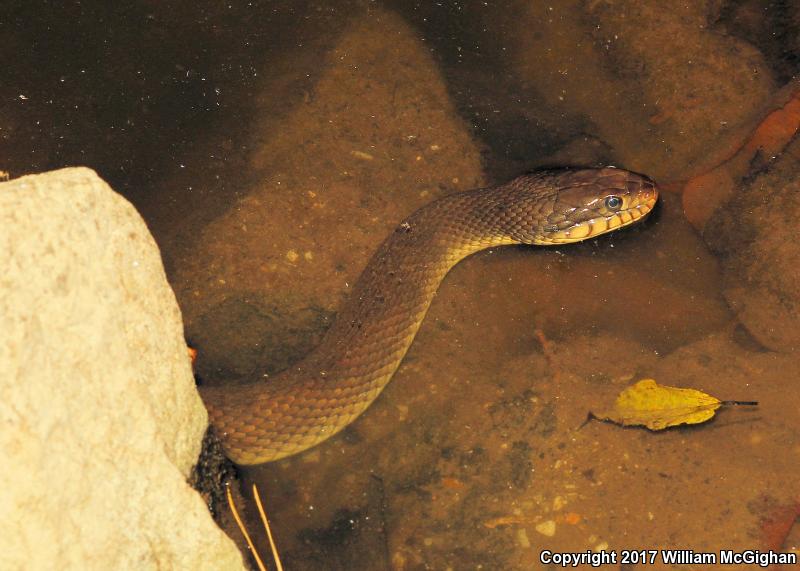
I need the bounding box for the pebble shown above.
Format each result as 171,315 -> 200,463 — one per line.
535,520 -> 557,537
516,528 -> 531,548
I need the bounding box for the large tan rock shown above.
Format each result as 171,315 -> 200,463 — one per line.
0,168 -> 244,570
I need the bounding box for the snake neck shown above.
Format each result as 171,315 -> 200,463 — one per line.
308,188 -> 517,374
202,187 -> 518,464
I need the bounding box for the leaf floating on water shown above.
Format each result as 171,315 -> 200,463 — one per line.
591,379 -> 756,431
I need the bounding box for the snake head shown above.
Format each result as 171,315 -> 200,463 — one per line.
510,167 -> 659,245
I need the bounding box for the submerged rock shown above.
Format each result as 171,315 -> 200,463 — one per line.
172,7 -> 486,384
705,137 -> 800,353
0,168 -> 243,570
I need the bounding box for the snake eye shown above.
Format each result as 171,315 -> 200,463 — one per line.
605,195 -> 623,210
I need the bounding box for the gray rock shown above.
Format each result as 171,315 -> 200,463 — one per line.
0,168 -> 244,570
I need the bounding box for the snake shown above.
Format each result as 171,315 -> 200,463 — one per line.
199,167 -> 659,465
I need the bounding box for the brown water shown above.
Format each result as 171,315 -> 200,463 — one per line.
4,1 -> 799,570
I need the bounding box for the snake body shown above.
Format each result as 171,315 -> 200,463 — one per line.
200,167 -> 658,465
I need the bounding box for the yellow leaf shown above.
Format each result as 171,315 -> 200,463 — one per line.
593,379 -> 723,430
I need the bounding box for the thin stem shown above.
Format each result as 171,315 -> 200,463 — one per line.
253,484 -> 284,571
226,483 -> 267,571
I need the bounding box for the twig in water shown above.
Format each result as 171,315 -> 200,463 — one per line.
226,483 -> 267,571
252,483 -> 284,571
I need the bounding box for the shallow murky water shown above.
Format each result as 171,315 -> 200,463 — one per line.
5,2 -> 800,570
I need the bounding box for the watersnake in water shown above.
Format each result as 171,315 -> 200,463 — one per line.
200,167 -> 659,465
